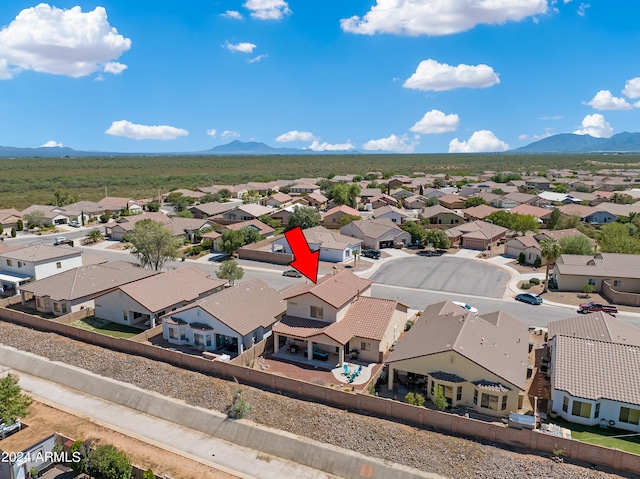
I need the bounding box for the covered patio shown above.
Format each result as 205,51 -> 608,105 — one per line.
1,271 -> 31,296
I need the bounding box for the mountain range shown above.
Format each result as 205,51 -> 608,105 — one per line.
3,133 -> 640,158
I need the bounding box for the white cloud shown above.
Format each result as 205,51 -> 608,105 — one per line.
538,115 -> 564,120
362,134 -> 416,153
448,130 -> 509,153
308,140 -> 355,152
275,130 -> 317,142
105,120 -> 189,140
224,41 -> 257,53
221,130 -> 240,139
221,10 -> 243,20
577,3 -> 590,16
586,90 -> 632,110
248,54 -> 268,63
518,128 -> 554,141
622,77 -> 640,99
340,0 -> 547,36
573,114 -> 613,138
410,109 -> 460,134
41,140 -> 62,148
243,0 -> 291,20
403,59 -> 499,91
0,4 -> 131,79
206,129 -> 217,138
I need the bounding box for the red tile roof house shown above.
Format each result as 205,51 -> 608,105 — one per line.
386,301 -> 528,416
161,278 -> 287,356
272,270 -> 408,366
18,261 -> 156,316
93,265 -> 227,328
548,313 -> 640,432
322,205 -> 361,228
462,204 -> 498,221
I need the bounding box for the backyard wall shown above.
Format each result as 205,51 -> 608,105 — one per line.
602,281 -> 640,307
238,234 -> 293,265
1,308 -> 638,475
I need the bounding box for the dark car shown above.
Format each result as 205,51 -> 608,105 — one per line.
282,269 -> 302,278
417,249 -> 441,257
361,249 -> 381,259
515,293 -> 543,305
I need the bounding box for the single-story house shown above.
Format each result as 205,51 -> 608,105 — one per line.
289,183 -> 322,194
386,301 -> 528,416
94,265 -> 227,328
105,212 -> 169,240
162,278 -> 287,356
509,204 -> 553,226
558,204 -> 616,225
504,192 -> 537,206
462,204 -> 498,221
553,253 -> 640,296
402,195 -> 428,210
437,194 -> 466,210
373,205 -> 411,224
322,205 -> 361,227
370,194 -> 398,209
220,219 -> 275,239
504,236 -> 543,265
98,197 -> 144,216
0,208 -> 22,231
305,191 -> 329,209
222,204 -> 272,222
189,201 -> 238,219
339,218 -> 411,249
419,205 -> 464,225
359,188 -> 382,203
21,205 -> 69,226
446,220 -> 508,250
262,192 -> 293,208
272,226 -> 362,263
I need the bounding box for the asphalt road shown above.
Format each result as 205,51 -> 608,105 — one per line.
370,256 -> 512,299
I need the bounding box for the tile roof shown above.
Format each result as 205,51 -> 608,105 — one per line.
373,205 -> 409,218
555,253 -> 640,278
342,297 -> 405,341
228,203 -> 273,217
558,203 -> 597,218
191,201 -> 237,216
509,204 -> 553,218
324,205 -> 360,217
169,278 -> 286,336
387,301 -> 529,390
553,335 -> 640,405
429,371 -> 466,383
462,204 -> 498,219
98,197 -> 140,209
0,244 -> 80,262
504,192 -> 536,203
534,228 -> 586,242
508,236 -> 540,248
110,212 -> 169,231
223,219 -> 274,236
283,270 -> 373,309
446,220 -> 508,240
548,312 -> 640,346
340,218 -> 403,239
114,265 -> 227,313
300,226 -> 363,251
19,262 -> 156,301
269,192 -> 292,203
420,204 -> 463,219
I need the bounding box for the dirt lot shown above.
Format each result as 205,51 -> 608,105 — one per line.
23,400 -> 240,479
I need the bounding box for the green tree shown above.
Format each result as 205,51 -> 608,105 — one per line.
425,196 -> 440,207
423,228 -> 450,250
288,206 -> 321,230
348,184 -> 361,207
23,210 -> 45,229
553,183 -> 569,194
142,469 -> 155,479
10,227 -> 16,238
597,222 -> 640,254
174,210 -> 193,218
85,229 -> 104,244
85,443 -> 133,479
69,440 -> 89,474
259,214 -> 281,230
559,235 -> 595,255
491,172 -> 521,183
512,214 -> 540,236
167,192 -> 193,213
50,188 -> 78,207
240,226 -> 261,245
540,238 -> 562,293
220,229 -> 245,255
433,385 -> 448,411
581,284 -> 596,296
485,210 -> 514,230
0,373 -> 32,426
464,196 -> 489,208
242,190 -> 260,204
546,208 -> 561,230
228,389 -> 250,419
518,251 -> 526,265
128,220 -> 183,271
328,183 -> 350,206
492,188 -> 505,195
558,215 -> 581,230
99,213 -> 110,223
16,219 -> 23,231
338,214 -> 361,226
402,221 -> 426,245
147,201 -> 160,212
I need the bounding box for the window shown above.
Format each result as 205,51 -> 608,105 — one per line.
61,303 -> 67,314
614,280 -> 621,287
56,262 -> 62,269
180,330 -> 186,341
37,298 -> 43,308
430,380 -> 435,395
123,310 -> 128,322
206,335 -> 212,347
473,389 -> 478,405
360,342 -> 369,351
194,334 -> 204,346
619,407 -> 640,425
562,396 -> 569,413
501,395 -> 508,411
481,393 -> 499,410
44,298 -> 50,309
53,302 -> 61,313
588,278 -> 596,286
17,261 -> 22,268
169,328 -> 178,340
571,400 -> 592,418
6,259 -> 12,266
449,355 -> 455,364
594,403 -> 600,419
444,385 -> 453,399
456,386 -> 462,401
310,306 -> 324,319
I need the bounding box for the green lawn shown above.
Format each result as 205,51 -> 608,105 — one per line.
552,418 -> 640,455
71,317 -> 142,339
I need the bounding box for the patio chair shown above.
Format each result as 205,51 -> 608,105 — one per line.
355,365 -> 363,376
343,364 -> 351,376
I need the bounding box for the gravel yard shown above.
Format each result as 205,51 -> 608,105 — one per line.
0,321 -> 632,479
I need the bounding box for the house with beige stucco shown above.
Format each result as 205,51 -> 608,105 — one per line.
554,253 -> 640,294
386,301 -> 529,416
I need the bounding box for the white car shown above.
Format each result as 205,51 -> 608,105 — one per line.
453,301 -> 478,314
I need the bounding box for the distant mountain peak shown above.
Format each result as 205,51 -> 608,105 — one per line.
513,132 -> 640,153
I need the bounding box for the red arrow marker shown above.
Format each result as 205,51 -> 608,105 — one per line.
284,226 -> 319,283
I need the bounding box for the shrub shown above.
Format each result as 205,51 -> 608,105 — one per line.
17,220 -> 23,231
521,282 -> 532,290
518,251 -> 526,265
228,389 -> 250,419
191,246 -> 203,255
529,277 -> 540,285
533,256 -> 542,268
10,227 -> 16,238
581,284 -> 596,295
142,468 -> 156,479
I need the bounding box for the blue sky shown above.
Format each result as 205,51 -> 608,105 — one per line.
0,0 -> 639,154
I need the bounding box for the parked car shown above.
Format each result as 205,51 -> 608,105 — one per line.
54,236 -> 68,245
282,269 -> 302,278
417,250 -> 441,257
515,293 -> 543,305
361,249 -> 381,259
452,301 -> 478,314
579,302 -> 618,315
68,220 -> 80,227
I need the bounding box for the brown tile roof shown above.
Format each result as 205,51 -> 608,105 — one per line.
548,312 -> 640,346
342,297 -> 405,341
462,204 -> 498,219
222,219 -> 275,236
19,262 -> 156,301
387,301 -> 528,390
0,244 -> 80,262
556,253 -> 640,278
420,204 -> 463,219
446,220 -> 508,240
269,192 -> 292,203
111,212 -> 169,231
373,205 -> 409,218
273,315 -> 354,344
324,205 -> 361,217
508,236 -> 540,248
98,197 -> 140,209
534,228 -> 586,242
190,201 -> 237,216
553,335 -> 640,405
306,192 -> 328,203
340,218 -> 403,239
509,204 -> 552,218
114,265 -> 227,313
170,278 -> 286,336
504,192 -> 536,203
558,203 -> 597,218
284,270 -> 373,309
300,226 -> 363,250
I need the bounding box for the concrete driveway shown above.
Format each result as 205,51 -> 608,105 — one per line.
370,256 -> 512,298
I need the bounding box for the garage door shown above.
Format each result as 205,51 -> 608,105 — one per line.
463,238 -> 486,250
380,240 -> 394,248
505,246 -> 521,258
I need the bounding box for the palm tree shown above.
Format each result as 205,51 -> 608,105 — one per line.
85,228 -> 104,244
540,238 -> 562,293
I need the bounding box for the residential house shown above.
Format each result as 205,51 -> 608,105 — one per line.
535,192 -> 577,207
504,192 -> 537,206
548,313 -> 640,432
504,236 -> 543,265
534,228 -> 590,244
558,204 -> 616,225
272,226 -> 362,263
19,261 -> 156,316
370,194 -> 398,209
305,191 -> 329,209
421,188 -> 448,200
322,205 -> 361,227
162,188 -> 206,201
446,220 -> 508,250
340,218 -> 411,249
0,429 -> 57,479
373,205 -> 410,224
263,192 -> 293,208
568,191 -> 604,206
524,177 -> 551,191
0,244 -> 83,292
162,278 -> 286,356
387,176 -> 414,189
105,212 -> 169,241
289,183 -> 321,195
402,195 -> 428,210
594,202 -> 640,220
273,270 -> 407,364
189,201 -> 239,219
168,216 -> 216,243
222,204 -> 272,222
94,265 -> 226,328
220,219 -> 275,239
389,188 -> 414,200
386,301 -> 528,416
98,197 -> 144,216
419,205 -> 464,226
0,208 -> 22,231
509,204 -> 553,226
359,188 -> 382,204
462,204 -> 498,221
267,204 -> 308,227
21,205 -> 69,226
62,200 -> 106,223
437,194 -> 466,210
